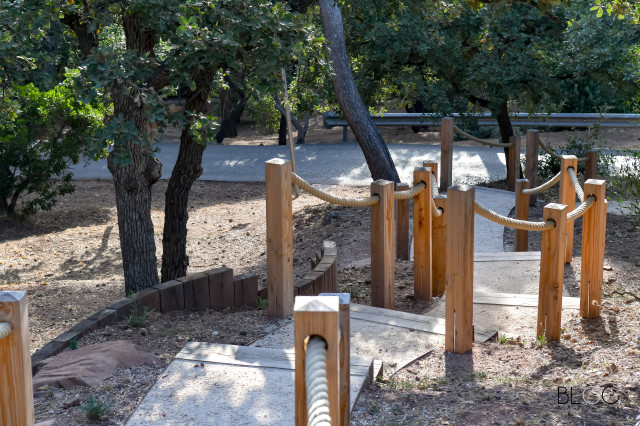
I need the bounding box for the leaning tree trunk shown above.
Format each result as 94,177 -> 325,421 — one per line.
495,102 -> 523,189
318,0 -> 399,182
161,71 -> 213,282
278,114 -> 288,145
220,88 -> 239,138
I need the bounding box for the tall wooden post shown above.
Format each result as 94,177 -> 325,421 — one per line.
507,136 -> 521,192
423,161 -> 439,190
432,196 -> 447,298
440,118 -> 454,193
396,183 -> 410,261
537,203 -> 567,341
525,130 -> 539,206
413,167 -> 432,301
585,151 -> 598,181
371,180 -> 395,309
515,179 -> 530,252
445,186 -> 474,354
266,159 -> 294,318
294,296 -> 340,426
559,155 -> 578,264
580,180 -> 607,319
0,291 -> 34,426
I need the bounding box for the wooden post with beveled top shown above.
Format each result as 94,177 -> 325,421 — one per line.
559,155 -> 578,264
445,186 -> 474,354
294,296 -> 340,426
537,203 -> 567,341
585,150 -> 598,181
580,180 -> 607,319
266,159 -> 294,318
515,179 -> 530,252
371,180 -> 395,309
507,136 -> 521,192
0,291 -> 34,426
413,167 -> 432,301
440,118 -> 454,193
423,161 -> 439,191
525,130 -> 539,206
396,183 -> 410,261
432,196 -> 447,298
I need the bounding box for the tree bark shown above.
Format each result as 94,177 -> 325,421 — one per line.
214,88 -> 247,144
278,113 -> 287,145
495,102 -> 523,185
318,0 -> 399,182
219,89 -> 238,138
273,95 -> 310,144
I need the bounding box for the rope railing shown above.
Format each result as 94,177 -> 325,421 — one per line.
453,125 -> 513,148
306,336 -> 331,426
431,173 -> 439,197
538,140 -> 588,162
473,201 -> 556,231
292,173 -> 380,207
431,198 -> 443,218
521,171 -> 561,195
567,167 -> 585,202
567,195 -> 596,222
0,321 -> 11,340
394,181 -> 426,200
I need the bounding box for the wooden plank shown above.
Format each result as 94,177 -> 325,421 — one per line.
473,251 -> 541,262
515,179 -> 530,252
242,274 -> 259,308
176,272 -> 209,311
525,130 -> 539,206
440,118 -> 454,192
507,136 -> 521,192
0,291 -> 34,426
233,276 -> 244,307
413,167 -> 432,301
204,267 -> 232,310
266,159 -> 294,318
559,155 -> 578,264
294,296 -> 340,426
396,182 -> 410,261
471,292 -> 580,309
585,150 -> 598,181
538,203 -> 567,341
370,180 -> 395,309
154,280 -> 185,313
580,180 -> 607,318
445,185 -> 475,353
432,196 -> 447,297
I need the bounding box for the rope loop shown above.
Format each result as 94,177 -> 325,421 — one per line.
292,173 -> 380,207
567,195 -> 596,222
521,172 -> 561,195
473,201 -> 555,231
394,182 -> 426,200
567,167 -> 585,202
452,125 -> 513,148
538,140 -> 588,162
306,336 -> 331,426
0,322 -> 12,340
431,198 -> 443,218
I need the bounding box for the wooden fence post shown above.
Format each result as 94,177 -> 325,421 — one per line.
440,118 -> 454,193
580,180 -> 607,319
432,196 -> 447,298
320,293 -> 350,425
0,291 -> 34,426
413,167 -> 432,301
445,186 -> 474,354
585,150 -> 598,181
266,159 -> 294,318
371,180 -> 395,309
526,130 -> 539,206
396,183 -> 410,261
559,155 -> 578,264
537,203 -> 567,341
515,179 -> 530,252
294,296 -> 341,426
508,136 -> 521,192
422,161 -> 439,190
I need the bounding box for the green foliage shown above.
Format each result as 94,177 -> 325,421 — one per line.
69,336 -> 78,350
0,83 -> 105,215
536,334 -> 548,347
125,296 -> 151,328
257,296 -> 268,310
613,150 -> 640,218
497,334 -> 511,345
80,395 -> 112,422
247,95 -> 281,135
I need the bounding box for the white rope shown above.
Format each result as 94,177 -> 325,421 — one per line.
394,182 -> 426,200
567,167 -> 585,202
431,198 -> 443,218
0,322 -> 12,340
567,195 -> 596,222
431,173 -> 439,197
539,140 -> 588,162
521,172 -> 561,195
306,336 -> 331,426
474,202 -> 556,231
452,125 -> 513,148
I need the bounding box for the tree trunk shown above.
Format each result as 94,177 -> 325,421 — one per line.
220,89 -> 238,138
278,113 -> 287,145
214,92 -> 247,144
406,100 -> 430,133
495,102 -> 523,185
161,71 -> 213,282
318,0 -> 399,183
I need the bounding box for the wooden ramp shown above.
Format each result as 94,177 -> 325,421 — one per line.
127,342 -> 373,426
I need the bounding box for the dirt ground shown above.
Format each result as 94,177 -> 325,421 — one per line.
1,118 -> 639,425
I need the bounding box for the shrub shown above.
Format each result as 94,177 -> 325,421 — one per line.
613,149 -> 640,218
80,395 -> 112,421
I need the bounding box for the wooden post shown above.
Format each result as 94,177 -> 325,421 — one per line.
413,167 -> 432,301
559,155 -> 578,264
525,130 -> 539,206
515,179 -> 530,252
432,196 -> 447,298
422,161 -> 439,189
266,159 -> 294,318
580,180 -> 607,319
537,203 -> 567,341
371,180 -> 395,309
585,150 -> 598,181
440,118 -> 454,193
320,293 -> 350,425
396,183 -> 410,261
445,186 -> 474,354
0,291 -> 34,426
507,136 -> 521,192
295,296 -> 341,426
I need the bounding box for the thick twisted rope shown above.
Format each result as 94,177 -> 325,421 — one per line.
0,322 -> 12,340
452,125 -> 513,148
521,172 -> 561,195
567,195 -> 596,222
306,336 -> 331,426
538,140 -> 588,162
431,198 -> 443,218
431,173 -> 439,197
474,202 -> 556,231
292,173 -> 380,207
567,167 -> 585,202
395,182 -> 426,200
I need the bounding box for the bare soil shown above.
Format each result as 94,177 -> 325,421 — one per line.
1,119 -> 639,425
